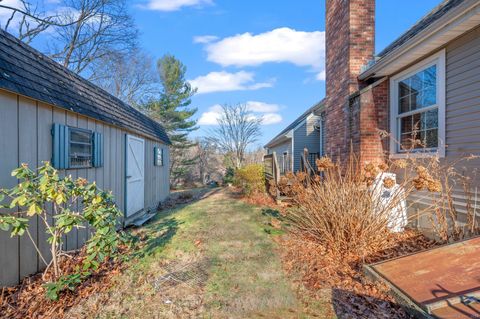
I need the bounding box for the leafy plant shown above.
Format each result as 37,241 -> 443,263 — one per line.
0,162 -> 123,299
234,164 -> 265,195
223,167 -> 235,185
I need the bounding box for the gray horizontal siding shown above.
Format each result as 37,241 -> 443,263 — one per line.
267,140 -> 292,173
293,115 -> 320,172
403,26 -> 480,220
0,90 -> 169,286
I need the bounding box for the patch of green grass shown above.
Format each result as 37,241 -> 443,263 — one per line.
67,190 -> 335,318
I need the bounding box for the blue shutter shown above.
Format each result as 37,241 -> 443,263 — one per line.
52,123 -> 70,169
154,146 -> 158,166
93,132 -> 103,167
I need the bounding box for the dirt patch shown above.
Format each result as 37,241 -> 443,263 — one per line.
276,230 -> 437,318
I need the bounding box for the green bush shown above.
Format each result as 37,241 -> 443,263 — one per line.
234,164 -> 265,195
223,167 -> 235,185
0,162 -> 123,300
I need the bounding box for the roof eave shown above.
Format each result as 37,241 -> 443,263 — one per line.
359,0 -> 480,80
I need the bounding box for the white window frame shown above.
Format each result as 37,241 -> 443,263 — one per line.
389,49 -> 446,158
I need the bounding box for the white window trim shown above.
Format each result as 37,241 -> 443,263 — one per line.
389,49 -> 446,159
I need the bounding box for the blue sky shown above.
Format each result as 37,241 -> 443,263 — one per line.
1,0 -> 443,147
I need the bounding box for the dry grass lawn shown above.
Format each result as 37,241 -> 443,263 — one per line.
67,189 -> 334,318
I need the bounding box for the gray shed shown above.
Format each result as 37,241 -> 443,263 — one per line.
0,29 -> 171,286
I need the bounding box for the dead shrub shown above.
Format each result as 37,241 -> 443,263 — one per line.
277,155 -> 418,258
278,152 -> 480,259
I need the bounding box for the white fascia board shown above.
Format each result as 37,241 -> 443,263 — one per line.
360,0 -> 480,80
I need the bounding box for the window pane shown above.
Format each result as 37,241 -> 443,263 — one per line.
425,109 -> 438,129
400,96 -> 410,113
70,130 -> 91,144
69,128 -> 92,168
399,80 -> 411,98
398,64 -> 437,114
425,129 -> 438,148
398,108 -> 439,151
423,85 -> 436,107
423,65 -> 436,87
400,116 -> 412,134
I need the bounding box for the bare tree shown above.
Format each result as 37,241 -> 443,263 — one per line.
195,138 -> 224,185
49,0 -> 138,75
0,0 -> 138,76
208,104 -> 262,169
90,49 -> 158,107
1,0 -> 62,43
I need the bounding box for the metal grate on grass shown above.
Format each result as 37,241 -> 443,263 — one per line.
152,259 -> 210,291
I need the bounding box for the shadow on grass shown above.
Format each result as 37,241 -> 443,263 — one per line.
129,217 -> 182,258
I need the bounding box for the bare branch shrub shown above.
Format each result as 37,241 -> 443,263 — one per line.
275,146 -> 480,258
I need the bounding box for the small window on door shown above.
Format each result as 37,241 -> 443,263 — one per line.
69,128 -> 93,168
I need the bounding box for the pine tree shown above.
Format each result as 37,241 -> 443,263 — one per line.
144,54 -> 198,186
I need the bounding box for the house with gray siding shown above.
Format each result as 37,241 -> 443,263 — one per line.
265,100 -> 325,173
318,0 -> 480,228
0,29 -> 171,286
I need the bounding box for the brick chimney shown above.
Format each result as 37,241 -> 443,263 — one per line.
325,0 -> 375,162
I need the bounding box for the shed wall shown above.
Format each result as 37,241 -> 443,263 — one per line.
0,90 -> 169,286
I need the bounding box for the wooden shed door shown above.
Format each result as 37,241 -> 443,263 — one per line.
126,135 -> 145,217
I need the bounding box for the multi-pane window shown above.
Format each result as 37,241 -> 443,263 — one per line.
69,128 -> 93,168
391,50 -> 445,156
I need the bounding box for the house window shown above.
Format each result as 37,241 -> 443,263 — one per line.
154,146 -> 163,166
390,50 -> 445,157
69,128 -> 93,168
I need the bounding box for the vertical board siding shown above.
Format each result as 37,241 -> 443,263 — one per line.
0,92 -> 20,286
18,96 -> 39,278
77,115 -> 89,245
37,102 -> 54,267
65,112 -> 78,251
0,90 -> 170,287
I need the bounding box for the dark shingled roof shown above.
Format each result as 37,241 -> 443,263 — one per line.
377,0 -> 465,58
0,29 -> 171,145
264,99 -> 325,148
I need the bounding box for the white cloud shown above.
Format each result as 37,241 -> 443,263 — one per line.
203,27 -> 325,76
198,102 -> 282,126
143,0 -> 212,11
245,101 -> 279,113
0,0 -> 23,27
261,113 -> 283,125
198,104 -> 222,125
316,70 -> 326,81
193,35 -> 219,44
189,71 -> 274,94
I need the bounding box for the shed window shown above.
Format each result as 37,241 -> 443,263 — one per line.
390,50 -> 445,158
52,124 -> 103,169
69,128 -> 93,168
154,146 -> 163,166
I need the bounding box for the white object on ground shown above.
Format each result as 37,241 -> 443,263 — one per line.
371,172 -> 408,232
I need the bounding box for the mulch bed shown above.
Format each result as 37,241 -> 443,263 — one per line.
275,230 -> 438,318
0,244 -> 129,318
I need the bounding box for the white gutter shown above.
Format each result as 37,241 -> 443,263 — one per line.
359,0 -> 480,80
